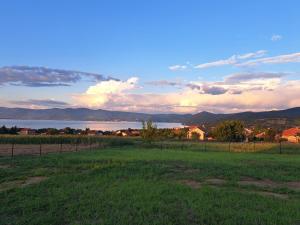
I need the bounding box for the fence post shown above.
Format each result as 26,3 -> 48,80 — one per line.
279,141 -> 282,154
228,141 -> 231,152
11,142 -> 14,158
39,141 -> 42,156
253,141 -> 256,152
60,140 -> 63,153
89,138 -> 92,150
75,138 -> 78,152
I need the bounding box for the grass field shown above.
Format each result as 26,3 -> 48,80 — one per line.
1,146 -> 300,225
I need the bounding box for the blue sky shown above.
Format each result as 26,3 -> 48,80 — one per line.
0,0 -> 300,113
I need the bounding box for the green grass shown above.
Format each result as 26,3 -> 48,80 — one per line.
1,146 -> 300,225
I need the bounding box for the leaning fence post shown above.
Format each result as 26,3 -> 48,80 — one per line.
11,142 -> 14,158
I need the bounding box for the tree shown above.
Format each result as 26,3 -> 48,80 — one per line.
191,132 -> 200,141
264,128 -> 277,142
141,120 -> 157,143
213,120 -> 245,142
177,128 -> 188,140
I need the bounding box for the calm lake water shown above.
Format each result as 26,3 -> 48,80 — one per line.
0,119 -> 183,131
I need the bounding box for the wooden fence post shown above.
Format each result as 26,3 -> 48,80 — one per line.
39,141 -> 42,156
11,142 -> 14,158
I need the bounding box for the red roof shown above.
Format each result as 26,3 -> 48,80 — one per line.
282,127 -> 300,137
188,125 -> 200,129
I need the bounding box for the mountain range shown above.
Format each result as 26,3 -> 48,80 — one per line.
0,107 -> 299,128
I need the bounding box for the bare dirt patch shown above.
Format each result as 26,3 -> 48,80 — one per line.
0,164 -> 10,169
179,179 -> 202,189
0,176 -> 48,192
206,178 -> 226,186
21,176 -> 48,187
256,191 -> 288,200
0,180 -> 24,192
286,182 -> 300,191
238,178 -> 280,188
239,177 -> 300,191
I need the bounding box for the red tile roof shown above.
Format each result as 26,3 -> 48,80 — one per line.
282,127 -> 300,137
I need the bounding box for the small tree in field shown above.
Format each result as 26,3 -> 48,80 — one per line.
141,120 -> 158,143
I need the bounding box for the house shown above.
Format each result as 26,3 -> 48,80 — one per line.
116,130 -> 128,136
18,128 -> 36,135
255,131 -> 266,139
87,130 -> 104,136
282,127 -> 300,143
187,126 -> 205,140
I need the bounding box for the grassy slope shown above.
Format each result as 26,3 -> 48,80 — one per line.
1,147 -> 300,225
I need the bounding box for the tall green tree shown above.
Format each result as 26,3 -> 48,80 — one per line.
213,120 -> 245,142
141,120 -> 157,143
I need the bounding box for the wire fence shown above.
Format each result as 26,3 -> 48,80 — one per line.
0,135 -> 299,157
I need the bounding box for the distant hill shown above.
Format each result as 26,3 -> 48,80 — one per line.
185,107 -> 300,128
0,107 -> 191,123
0,107 -> 299,128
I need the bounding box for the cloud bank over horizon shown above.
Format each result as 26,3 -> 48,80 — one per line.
1,58 -> 300,114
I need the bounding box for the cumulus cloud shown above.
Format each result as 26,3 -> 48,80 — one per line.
168,65 -> 187,71
73,71 -> 300,113
0,66 -> 116,87
10,99 -> 69,108
271,34 -> 282,41
195,50 -> 267,69
74,77 -> 139,107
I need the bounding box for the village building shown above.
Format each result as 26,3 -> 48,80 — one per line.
282,127 -> 300,143
18,128 -> 36,135
187,126 -> 205,140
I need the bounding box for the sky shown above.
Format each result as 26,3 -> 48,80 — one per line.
0,0 -> 300,114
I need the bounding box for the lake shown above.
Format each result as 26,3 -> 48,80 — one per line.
0,119 -> 183,131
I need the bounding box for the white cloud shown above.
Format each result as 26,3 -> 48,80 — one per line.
238,52 -> 300,67
169,64 -> 187,71
74,77 -> 139,107
195,50 -> 267,69
271,34 -> 282,41
73,73 -> 300,114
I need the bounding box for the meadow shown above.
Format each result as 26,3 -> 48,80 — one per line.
1,143 -> 300,225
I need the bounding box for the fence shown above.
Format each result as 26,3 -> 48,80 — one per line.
0,135 -> 136,157
0,135 -> 299,157
139,140 -> 300,154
